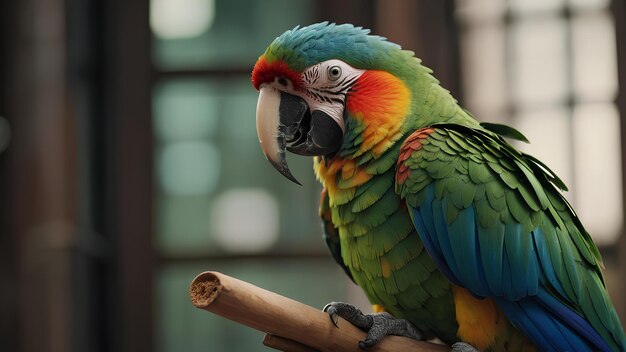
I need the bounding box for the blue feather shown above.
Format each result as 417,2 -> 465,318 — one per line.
410,206 -> 461,286
432,196 -> 461,279
477,221 -> 506,296
532,227 -> 566,296
497,296 -> 583,352
447,206 -> 488,296
554,317 -> 588,349
498,297 -> 553,350
501,248 -> 515,300
496,289 -> 612,352
526,242 -> 539,296
536,289 -> 611,352
503,223 -> 527,299
470,208 -> 492,298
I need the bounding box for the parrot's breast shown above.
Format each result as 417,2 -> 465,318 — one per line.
314,155 -> 460,344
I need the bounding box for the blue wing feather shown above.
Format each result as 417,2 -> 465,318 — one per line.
503,222 -> 527,300
535,289 -> 610,351
410,191 -> 463,286
496,295 -> 588,352
447,206 -> 489,297
478,221 -> 505,296
432,195 -> 462,280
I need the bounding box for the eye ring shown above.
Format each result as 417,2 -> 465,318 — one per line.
327,65 -> 342,81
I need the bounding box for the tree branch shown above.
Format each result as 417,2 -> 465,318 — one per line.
189,271 -> 448,352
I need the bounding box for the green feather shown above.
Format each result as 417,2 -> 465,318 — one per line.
468,159 -> 492,184
365,143 -> 402,174
480,122 -> 530,143
514,159 -> 549,209
366,210 -> 415,254
475,198 -> 498,228
353,185 -> 399,228
352,173 -> 394,212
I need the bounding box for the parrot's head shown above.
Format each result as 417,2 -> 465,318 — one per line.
252,22 -> 417,184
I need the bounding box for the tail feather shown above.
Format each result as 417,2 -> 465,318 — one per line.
536,289 -> 613,351
495,290 -> 612,352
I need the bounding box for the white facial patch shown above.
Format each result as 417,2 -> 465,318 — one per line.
299,59 -> 365,132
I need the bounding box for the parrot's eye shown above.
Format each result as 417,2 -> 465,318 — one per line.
327,66 -> 342,81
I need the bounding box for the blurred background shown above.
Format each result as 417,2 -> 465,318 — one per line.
0,0 -> 625,351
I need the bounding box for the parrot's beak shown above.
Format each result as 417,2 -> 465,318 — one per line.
256,85 -> 343,185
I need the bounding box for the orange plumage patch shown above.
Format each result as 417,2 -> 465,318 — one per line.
452,286 -> 504,350
452,286 -> 538,351
372,304 -> 386,313
346,70 -> 411,157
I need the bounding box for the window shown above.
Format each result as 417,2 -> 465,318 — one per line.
457,0 -> 622,245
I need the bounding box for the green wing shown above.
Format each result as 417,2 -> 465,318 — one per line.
395,124 -> 625,351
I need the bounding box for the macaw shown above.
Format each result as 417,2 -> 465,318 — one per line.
252,22 -> 626,351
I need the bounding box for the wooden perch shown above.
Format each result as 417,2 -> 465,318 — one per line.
189,271 -> 448,352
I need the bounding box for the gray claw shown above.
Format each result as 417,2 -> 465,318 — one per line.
323,302 -> 373,330
451,342 -> 479,352
322,303 -> 340,327
323,302 -> 423,349
359,339 -> 376,349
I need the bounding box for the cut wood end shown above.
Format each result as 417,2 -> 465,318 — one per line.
190,271 -> 223,308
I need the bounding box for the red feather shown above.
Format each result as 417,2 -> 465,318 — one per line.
396,128 -> 436,185
251,56 -> 303,90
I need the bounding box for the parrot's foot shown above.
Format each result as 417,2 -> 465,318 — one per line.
451,342 -> 479,352
323,302 -> 423,349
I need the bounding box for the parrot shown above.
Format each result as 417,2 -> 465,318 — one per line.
251,22 -> 626,351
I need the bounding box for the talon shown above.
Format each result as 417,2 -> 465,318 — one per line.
323,303 -> 340,327
359,339 -> 374,349
330,313 -> 339,327
451,342 -> 479,352
323,301 -> 424,349
327,310 -> 339,327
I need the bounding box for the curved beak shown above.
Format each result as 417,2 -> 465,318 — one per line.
255,85 -> 343,185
